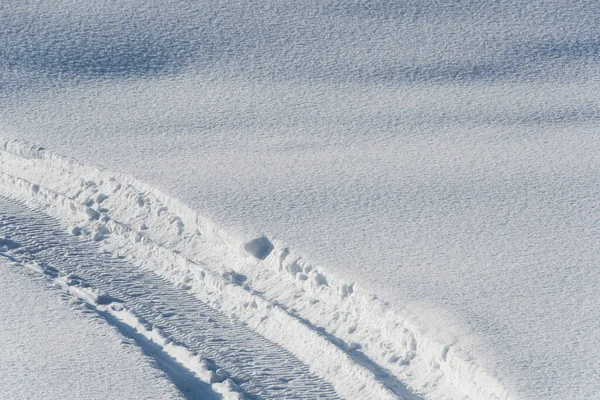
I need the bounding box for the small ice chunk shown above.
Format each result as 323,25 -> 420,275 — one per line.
243,235 -> 274,260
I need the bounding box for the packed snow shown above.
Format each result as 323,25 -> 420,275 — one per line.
1,1 -> 600,399
0,194 -> 352,399
0,257 -> 184,400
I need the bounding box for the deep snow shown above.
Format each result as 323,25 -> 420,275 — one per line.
1,1 -> 600,399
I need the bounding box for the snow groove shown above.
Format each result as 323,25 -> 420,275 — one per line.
0,198 -> 336,399
0,138 -> 514,399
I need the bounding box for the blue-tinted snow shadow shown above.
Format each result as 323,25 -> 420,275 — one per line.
2,1 -> 599,88
356,39 -> 600,85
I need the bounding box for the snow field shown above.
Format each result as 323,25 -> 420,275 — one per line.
0,138 -> 513,399
2,1 -> 600,398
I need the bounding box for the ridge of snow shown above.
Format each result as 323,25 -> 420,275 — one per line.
0,257 -> 186,400
0,137 -> 513,399
0,252 -> 242,399
54,274 -> 245,400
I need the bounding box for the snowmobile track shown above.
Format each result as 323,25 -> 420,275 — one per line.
0,197 -> 340,400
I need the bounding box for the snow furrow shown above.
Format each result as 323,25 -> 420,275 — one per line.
0,198 -> 337,399
0,138 -> 513,399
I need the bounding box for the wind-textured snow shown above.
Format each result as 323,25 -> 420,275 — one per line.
1,1 -> 600,399
0,257 -> 184,400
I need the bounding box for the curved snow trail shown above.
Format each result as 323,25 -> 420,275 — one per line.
0,139 -> 512,400
0,197 -> 338,400
0,258 -> 187,400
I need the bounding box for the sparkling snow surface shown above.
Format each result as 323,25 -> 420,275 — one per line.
2,1 -> 600,398
0,258 -> 182,400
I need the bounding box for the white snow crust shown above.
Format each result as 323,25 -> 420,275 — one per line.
2,1 -> 600,399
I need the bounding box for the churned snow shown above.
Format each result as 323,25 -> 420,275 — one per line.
1,1 -> 600,399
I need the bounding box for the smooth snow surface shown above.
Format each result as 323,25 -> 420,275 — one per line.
2,1 -> 600,399
0,257 -> 183,400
